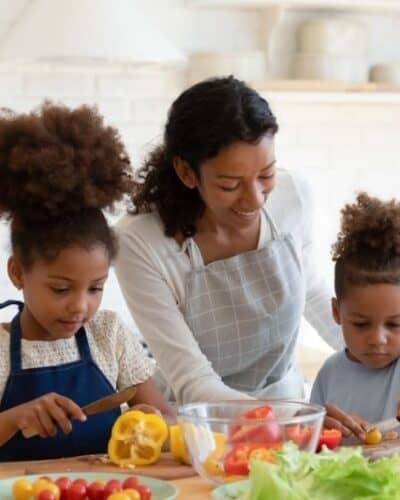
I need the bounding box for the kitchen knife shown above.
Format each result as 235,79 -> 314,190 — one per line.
367,416 -> 400,434
22,385 -> 137,439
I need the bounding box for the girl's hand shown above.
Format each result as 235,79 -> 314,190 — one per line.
11,393 -> 86,438
324,403 -> 369,441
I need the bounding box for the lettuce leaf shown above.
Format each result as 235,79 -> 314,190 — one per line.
247,442 -> 400,500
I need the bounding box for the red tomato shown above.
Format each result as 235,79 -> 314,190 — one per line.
285,424 -> 313,447
37,491 -> 55,500
66,482 -> 86,500
223,442 -> 281,476
86,480 -> 106,500
317,428 -> 342,452
55,477 -> 72,500
71,479 -> 87,490
135,483 -> 151,500
122,477 -> 139,490
229,406 -> 282,444
103,479 -> 123,497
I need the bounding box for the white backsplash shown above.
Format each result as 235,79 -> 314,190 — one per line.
0,1 -> 400,356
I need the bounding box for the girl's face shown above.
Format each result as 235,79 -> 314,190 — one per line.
333,284 -> 400,368
186,135 -> 276,231
8,245 -> 109,340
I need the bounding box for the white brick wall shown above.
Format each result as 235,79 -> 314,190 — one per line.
0,2 -> 400,357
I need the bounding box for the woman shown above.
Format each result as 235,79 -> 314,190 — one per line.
115,76 -> 341,405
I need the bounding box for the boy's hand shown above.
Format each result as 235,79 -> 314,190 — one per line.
11,393 -> 86,438
324,403 -> 369,441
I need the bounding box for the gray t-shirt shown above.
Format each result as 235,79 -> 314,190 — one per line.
310,350 -> 400,422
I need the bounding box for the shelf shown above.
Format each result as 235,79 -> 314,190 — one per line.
188,0 -> 400,11
253,79 -> 400,102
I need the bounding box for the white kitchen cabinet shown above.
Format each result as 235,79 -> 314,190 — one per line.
188,0 -> 400,12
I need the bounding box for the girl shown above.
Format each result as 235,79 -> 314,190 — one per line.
311,193 -> 400,438
0,103 -> 170,461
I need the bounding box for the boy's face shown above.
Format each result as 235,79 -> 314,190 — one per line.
8,245 -> 109,340
332,284 -> 400,369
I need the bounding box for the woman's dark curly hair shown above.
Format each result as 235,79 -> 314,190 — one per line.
333,192 -> 400,299
0,102 -> 133,268
132,76 -> 278,237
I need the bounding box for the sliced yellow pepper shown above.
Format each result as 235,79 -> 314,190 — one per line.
169,423 -> 226,474
108,410 -> 168,466
170,424 -> 191,465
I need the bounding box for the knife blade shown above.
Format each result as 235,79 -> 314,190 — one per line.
367,416 -> 400,434
22,385 -> 137,439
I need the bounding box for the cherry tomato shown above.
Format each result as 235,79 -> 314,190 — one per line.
285,424 -> 313,448
107,494 -> 130,500
104,479 -> 123,497
37,491 -> 56,500
122,477 -> 139,490
39,477 -> 52,483
71,479 -> 87,490
364,427 -> 382,445
122,490 -> 141,500
86,480 -> 106,500
66,482 -> 86,500
317,428 -> 342,451
32,479 -> 56,497
55,477 -> 72,500
135,483 -> 151,500
12,478 -> 33,500
229,405 -> 282,444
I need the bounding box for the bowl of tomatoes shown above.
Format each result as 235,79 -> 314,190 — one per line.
177,399 -> 326,485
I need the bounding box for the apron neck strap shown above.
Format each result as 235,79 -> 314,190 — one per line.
0,300 -> 24,312
75,326 -> 91,360
262,208 -> 279,240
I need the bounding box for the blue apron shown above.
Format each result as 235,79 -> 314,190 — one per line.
0,300 -> 121,461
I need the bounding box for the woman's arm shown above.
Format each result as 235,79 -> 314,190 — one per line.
115,219 -> 252,405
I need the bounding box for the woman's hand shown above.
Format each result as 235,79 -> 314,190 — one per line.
324,403 -> 369,441
10,392 -> 86,438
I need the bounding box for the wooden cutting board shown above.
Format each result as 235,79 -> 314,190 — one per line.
342,437 -> 400,460
0,452 -> 195,480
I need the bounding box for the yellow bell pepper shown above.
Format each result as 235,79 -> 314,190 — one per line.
169,424 -> 226,473
169,425 -> 191,465
108,410 -> 168,466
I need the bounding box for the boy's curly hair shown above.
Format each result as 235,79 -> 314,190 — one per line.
333,192 -> 400,299
0,102 -> 133,267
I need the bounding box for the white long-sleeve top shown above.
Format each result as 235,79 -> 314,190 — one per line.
114,169 -> 342,405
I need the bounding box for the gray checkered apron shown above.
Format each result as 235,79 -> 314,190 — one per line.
184,209 -> 305,398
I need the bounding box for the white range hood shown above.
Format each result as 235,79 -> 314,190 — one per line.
0,0 -> 185,65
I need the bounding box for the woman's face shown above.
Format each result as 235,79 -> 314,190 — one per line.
195,135 -> 276,230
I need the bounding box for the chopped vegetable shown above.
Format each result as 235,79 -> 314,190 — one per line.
286,424 -> 313,448
228,405 -> 282,445
385,431 -> 398,441
223,442 -> 281,476
317,428 -> 342,451
170,424 -> 191,465
108,410 -> 168,466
